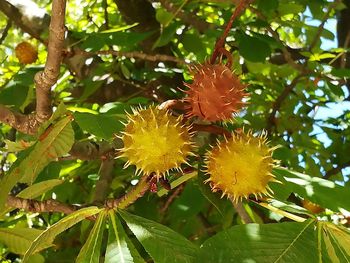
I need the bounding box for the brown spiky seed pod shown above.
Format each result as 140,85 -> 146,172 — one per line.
184,63 -> 247,122
15,42 -> 38,65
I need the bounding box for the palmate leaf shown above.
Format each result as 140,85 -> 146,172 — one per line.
320,222 -> 350,262
197,220 -> 319,263
0,115 -> 74,211
105,211 -> 145,263
76,211 -> 106,263
23,207 -> 102,262
0,228 -> 52,255
273,167 -> 350,212
119,210 -> 198,263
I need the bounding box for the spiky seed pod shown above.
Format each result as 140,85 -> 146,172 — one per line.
184,63 -> 247,122
119,106 -> 193,177
204,130 -> 279,202
15,42 -> 38,65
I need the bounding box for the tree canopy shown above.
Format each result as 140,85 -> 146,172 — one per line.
0,0 -> 350,262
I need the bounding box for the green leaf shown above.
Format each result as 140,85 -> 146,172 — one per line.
153,22 -> 178,49
105,211 -> 145,263
0,116 -> 74,211
17,179 -> 63,199
0,83 -> 29,108
0,228 -> 52,255
320,222 -> 350,262
257,0 -> 278,14
274,167 -> 350,212
74,112 -> 123,140
197,169 -> 231,217
23,207 -> 101,262
198,220 -> 318,263
76,211 -> 106,263
156,8 -> 173,25
21,116 -> 74,183
120,63 -> 131,79
239,34 -> 271,62
37,102 -> 68,136
182,32 -> 206,60
119,210 -> 198,263
331,68 -> 350,78
278,3 -> 305,16
4,139 -> 35,152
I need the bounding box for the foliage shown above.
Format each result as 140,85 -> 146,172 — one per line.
0,0 -> 350,262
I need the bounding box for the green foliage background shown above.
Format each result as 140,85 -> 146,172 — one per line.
0,0 -> 350,262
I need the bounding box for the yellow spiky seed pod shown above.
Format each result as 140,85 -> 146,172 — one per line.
119,106 -> 193,177
15,41 -> 38,65
204,130 -> 279,202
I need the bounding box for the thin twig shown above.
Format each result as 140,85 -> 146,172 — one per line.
156,0 -> 211,33
76,49 -> 187,65
324,160 -> 350,179
0,20 -> 11,45
102,0 -> 109,30
266,75 -> 304,134
231,200 -> 253,224
160,184 -> 185,213
93,159 -> 115,203
211,0 -> 253,64
309,0 -> 341,51
340,31 -> 350,69
249,7 -> 306,73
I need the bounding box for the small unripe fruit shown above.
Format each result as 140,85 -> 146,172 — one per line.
119,106 -> 193,177
15,41 -> 38,64
184,63 -> 247,122
204,130 -> 279,202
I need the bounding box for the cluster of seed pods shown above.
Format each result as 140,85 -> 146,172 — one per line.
119,59 -> 278,202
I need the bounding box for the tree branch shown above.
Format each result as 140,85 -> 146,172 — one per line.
0,19 -> 11,45
6,195 -> 77,214
0,0 -> 67,134
0,0 -> 48,42
156,0 -> 212,33
309,0 -> 341,51
249,7 -> 306,73
324,160 -> 350,179
266,75 -> 304,134
34,0 -> 67,123
93,159 -> 115,203
76,49 -> 188,65
68,140 -> 116,161
0,106 -> 38,134
232,200 -> 253,224
105,174 -> 154,209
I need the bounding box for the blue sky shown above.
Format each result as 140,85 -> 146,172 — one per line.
304,8 -> 350,179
